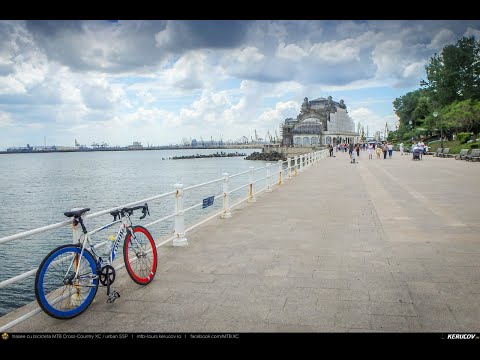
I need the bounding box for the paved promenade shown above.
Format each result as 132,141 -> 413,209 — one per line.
3,151 -> 480,332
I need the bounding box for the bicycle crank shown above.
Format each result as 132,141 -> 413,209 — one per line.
99,265 -> 116,286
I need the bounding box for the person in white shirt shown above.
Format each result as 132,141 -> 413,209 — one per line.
417,141 -> 425,159
367,143 -> 373,159
399,142 -> 404,156
387,143 -> 393,158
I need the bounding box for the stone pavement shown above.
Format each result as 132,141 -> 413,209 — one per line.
3,151 -> 480,332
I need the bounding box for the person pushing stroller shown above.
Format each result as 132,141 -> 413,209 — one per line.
412,143 -> 422,160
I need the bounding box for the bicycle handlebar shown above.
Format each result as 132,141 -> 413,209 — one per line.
109,203 -> 149,221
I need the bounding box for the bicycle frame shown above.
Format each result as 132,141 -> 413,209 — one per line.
80,213 -> 137,269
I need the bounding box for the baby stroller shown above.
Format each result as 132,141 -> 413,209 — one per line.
412,148 -> 422,160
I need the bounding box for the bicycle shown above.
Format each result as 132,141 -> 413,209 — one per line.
34,203 -> 157,319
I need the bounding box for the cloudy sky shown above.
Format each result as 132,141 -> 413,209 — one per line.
1,20 -> 479,148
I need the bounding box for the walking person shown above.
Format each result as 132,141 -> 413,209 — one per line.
417,140 -> 425,159
367,143 -> 373,159
399,142 -> 404,156
376,145 -> 382,159
382,142 -> 388,159
356,144 -> 360,157
388,142 -> 393,158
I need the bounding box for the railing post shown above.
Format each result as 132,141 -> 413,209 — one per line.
278,159 -> 283,185
71,217 -> 79,244
173,183 -> 188,246
266,163 -> 272,192
286,157 -> 292,180
248,166 -> 256,202
299,154 -> 303,171
221,173 -> 232,218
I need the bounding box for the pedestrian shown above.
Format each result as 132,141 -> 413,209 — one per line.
399,142 -> 404,156
329,144 -> 333,157
382,142 -> 388,159
356,144 -> 360,157
376,145 -> 382,159
417,141 -> 425,159
367,143 -> 373,159
388,142 -> 393,158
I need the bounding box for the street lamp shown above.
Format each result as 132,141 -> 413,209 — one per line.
433,111 -> 442,148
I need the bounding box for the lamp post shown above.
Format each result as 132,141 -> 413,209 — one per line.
433,111 -> 442,148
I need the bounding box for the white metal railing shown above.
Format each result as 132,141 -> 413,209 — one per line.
0,148 -> 329,331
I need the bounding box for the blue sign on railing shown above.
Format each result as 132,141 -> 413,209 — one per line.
202,196 -> 215,209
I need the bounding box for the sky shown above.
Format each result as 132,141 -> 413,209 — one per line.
1,20 -> 480,149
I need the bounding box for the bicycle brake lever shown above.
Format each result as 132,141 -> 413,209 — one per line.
140,203 -> 149,219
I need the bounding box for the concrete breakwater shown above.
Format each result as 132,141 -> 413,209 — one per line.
244,151 -> 285,161
170,151 -> 246,160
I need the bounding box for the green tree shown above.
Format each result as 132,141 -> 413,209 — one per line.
393,89 -> 431,130
441,99 -> 480,134
425,36 -> 480,107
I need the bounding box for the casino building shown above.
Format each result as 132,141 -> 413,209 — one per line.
280,96 -> 358,147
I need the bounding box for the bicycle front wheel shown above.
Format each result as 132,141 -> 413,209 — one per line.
35,244 -> 99,319
124,226 -> 157,285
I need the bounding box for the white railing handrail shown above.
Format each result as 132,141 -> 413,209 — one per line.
0,148 -> 329,331
0,190 -> 177,245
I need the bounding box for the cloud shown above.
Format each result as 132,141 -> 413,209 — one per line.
25,20 -> 169,73
275,42 -> 307,60
428,29 -> 456,50
163,50 -> 224,90
155,20 -> 251,52
0,111 -> 13,126
309,39 -> 361,64
349,107 -> 398,136
464,27 -> 480,39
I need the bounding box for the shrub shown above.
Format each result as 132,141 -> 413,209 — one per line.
456,132 -> 471,144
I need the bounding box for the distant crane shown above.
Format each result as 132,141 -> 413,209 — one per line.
266,130 -> 272,143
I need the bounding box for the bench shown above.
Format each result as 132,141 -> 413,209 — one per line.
440,148 -> 450,158
433,148 -> 443,157
455,149 -> 469,160
465,149 -> 480,162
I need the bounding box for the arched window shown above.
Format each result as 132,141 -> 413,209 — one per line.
294,137 -> 302,146
303,137 -> 310,146
326,136 -> 331,144
311,137 -> 319,144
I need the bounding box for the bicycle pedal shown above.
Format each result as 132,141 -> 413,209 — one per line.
107,290 -> 120,303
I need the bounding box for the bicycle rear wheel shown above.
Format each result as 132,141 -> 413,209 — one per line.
35,244 -> 99,319
123,226 -> 157,285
